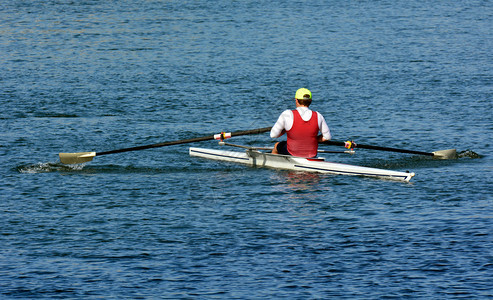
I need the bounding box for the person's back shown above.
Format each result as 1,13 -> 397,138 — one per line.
270,88 -> 331,157
286,108 -> 319,157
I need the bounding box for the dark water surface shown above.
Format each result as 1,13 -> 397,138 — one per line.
1,1 -> 492,299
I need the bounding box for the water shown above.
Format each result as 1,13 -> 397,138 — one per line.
1,0 -> 492,298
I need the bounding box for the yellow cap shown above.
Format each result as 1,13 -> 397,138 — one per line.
295,88 -> 312,100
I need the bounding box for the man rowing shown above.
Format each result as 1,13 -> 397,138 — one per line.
270,88 -> 332,158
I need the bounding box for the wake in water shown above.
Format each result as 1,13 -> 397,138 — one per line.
17,162 -> 86,173
17,162 -> 181,174
458,150 -> 481,159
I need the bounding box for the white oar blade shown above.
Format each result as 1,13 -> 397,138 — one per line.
59,152 -> 96,164
432,149 -> 457,159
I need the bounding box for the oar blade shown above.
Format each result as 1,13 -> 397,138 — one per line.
432,149 -> 457,159
59,152 -> 96,164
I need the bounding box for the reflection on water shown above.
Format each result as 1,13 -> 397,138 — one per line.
270,171 -> 330,198
284,171 -> 322,189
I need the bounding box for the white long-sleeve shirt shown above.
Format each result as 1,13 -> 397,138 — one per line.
270,107 -> 332,140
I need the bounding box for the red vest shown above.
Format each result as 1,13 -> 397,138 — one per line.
287,110 -> 319,157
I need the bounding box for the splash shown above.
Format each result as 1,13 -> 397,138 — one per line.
17,162 -> 85,173
458,150 -> 481,159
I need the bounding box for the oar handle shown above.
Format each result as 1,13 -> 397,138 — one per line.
97,127 -> 272,156
322,140 -> 434,156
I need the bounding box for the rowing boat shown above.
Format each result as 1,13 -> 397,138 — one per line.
189,146 -> 415,182
58,127 -> 451,182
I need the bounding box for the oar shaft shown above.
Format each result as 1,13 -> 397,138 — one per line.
322,140 -> 434,156
97,135 -> 214,156
97,127 -> 272,156
230,127 -> 272,137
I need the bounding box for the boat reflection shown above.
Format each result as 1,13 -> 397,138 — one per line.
271,171 -> 328,195
285,171 -> 321,188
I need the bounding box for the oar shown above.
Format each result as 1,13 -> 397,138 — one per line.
322,140 -> 457,159
219,142 -> 355,154
59,127 -> 272,164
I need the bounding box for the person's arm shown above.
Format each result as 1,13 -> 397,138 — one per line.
270,110 -> 291,138
317,112 -> 332,142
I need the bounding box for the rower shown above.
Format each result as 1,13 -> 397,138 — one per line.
270,88 -> 332,158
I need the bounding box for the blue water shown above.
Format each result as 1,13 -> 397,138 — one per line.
1,1 -> 492,298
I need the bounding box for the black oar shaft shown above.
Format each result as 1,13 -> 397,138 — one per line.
97,136 -> 214,156
97,127 -> 272,156
322,140 -> 434,156
230,127 -> 272,137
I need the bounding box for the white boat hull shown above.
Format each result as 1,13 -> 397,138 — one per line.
189,147 -> 415,182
